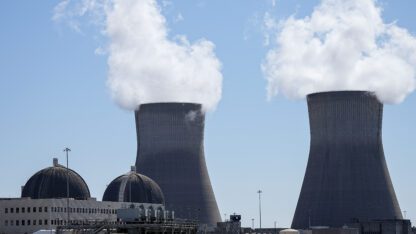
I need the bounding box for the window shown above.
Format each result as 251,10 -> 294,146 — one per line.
10,208 -> 13,213
16,220 -> 19,226
39,219 -> 42,225
22,207 -> 25,213
33,207 -> 36,212
5,208 -> 8,213
22,220 -> 25,226
27,220 -> 31,225
16,207 -> 19,213
44,207 -> 48,212
10,220 -> 14,226
4,220 -> 8,226
27,207 -> 31,213
39,207 -> 42,212
33,220 -> 36,225
44,220 -> 48,225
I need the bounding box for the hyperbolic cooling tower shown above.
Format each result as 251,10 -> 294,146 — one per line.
292,91 -> 402,229
135,103 -> 221,225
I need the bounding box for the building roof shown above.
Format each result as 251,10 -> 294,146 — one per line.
103,166 -> 164,204
21,158 -> 91,200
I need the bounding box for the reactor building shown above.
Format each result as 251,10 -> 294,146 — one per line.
292,91 -> 402,229
134,103 -> 221,226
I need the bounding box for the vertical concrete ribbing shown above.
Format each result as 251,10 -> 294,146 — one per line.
292,91 -> 402,229
135,103 -> 221,226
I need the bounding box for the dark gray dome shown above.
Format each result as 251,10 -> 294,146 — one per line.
22,158 -> 91,200
103,166 -> 164,204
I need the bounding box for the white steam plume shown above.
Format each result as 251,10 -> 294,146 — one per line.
262,0 -> 416,103
53,0 -> 223,111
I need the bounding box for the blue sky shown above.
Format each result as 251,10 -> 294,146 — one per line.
1,0 -> 416,228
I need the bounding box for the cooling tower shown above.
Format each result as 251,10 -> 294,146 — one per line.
135,103 -> 221,226
292,91 -> 402,229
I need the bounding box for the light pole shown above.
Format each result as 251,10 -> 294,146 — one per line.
257,190 -> 262,229
251,218 -> 254,229
63,147 -> 71,225
274,221 -> 277,234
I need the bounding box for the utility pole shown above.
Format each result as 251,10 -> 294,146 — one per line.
63,147 -> 71,225
274,221 -> 277,234
257,190 -> 262,229
251,218 -> 255,229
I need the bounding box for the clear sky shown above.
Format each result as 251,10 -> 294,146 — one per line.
1,0 -> 416,228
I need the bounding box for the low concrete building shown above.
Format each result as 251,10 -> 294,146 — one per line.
0,197 -> 164,234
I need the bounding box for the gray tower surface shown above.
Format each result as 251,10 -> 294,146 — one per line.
292,91 -> 402,229
135,103 -> 221,226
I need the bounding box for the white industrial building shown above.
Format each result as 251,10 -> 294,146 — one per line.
0,159 -> 167,234
0,198 -> 164,234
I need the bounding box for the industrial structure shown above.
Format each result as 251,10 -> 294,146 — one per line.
103,166 -> 165,204
21,158 -> 90,200
135,103 -> 221,226
292,91 -> 402,229
0,159 -> 167,234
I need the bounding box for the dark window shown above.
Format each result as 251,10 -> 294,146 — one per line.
22,220 -> 25,226
44,220 -> 48,225
16,208 -> 19,213
4,220 -> 8,226
27,207 -> 30,213
39,207 -> 42,212
39,219 -> 42,225
44,207 -> 48,212
5,208 -> 8,213
33,220 -> 36,225
16,220 -> 19,226
33,207 -> 36,212
27,220 -> 31,225
10,208 -> 14,213
10,220 -> 14,226
22,207 -> 25,213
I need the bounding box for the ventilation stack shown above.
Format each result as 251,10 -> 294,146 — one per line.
292,91 -> 402,229
135,103 -> 221,226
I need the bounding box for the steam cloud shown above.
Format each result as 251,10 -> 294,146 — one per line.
54,0 -> 223,111
262,0 -> 416,103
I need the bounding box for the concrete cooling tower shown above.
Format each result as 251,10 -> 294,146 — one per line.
135,103 -> 221,226
292,91 -> 402,229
